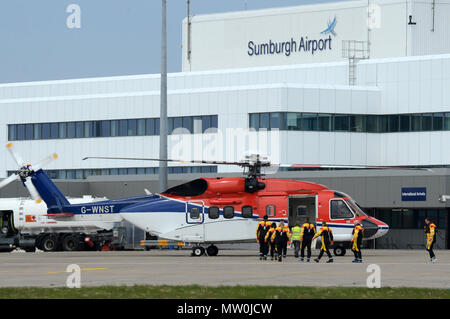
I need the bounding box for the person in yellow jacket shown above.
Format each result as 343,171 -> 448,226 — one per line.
351,220 -> 364,263
424,218 -> 437,263
264,222 -> 277,261
256,215 -> 272,260
313,221 -> 334,263
299,217 -> 316,262
291,222 -> 301,258
271,220 -> 290,262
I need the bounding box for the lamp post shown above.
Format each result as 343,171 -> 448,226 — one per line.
159,0 -> 168,192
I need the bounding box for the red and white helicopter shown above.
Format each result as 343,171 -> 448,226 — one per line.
1,144 -> 430,257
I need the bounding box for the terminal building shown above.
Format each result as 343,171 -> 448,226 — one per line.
1,0 -> 450,249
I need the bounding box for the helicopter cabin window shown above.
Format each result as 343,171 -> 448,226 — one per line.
266,205 -> 276,217
223,206 -> 234,219
208,206 -> 220,219
330,199 -> 354,219
189,207 -> 201,220
242,206 -> 253,218
297,205 -> 307,217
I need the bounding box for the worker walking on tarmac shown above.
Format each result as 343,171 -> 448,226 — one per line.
351,220 -> 364,263
291,222 -> 301,258
424,218 -> 437,263
256,215 -> 272,260
313,221 -> 334,263
271,220 -> 290,262
265,222 -> 277,260
299,217 -> 316,262
281,221 -> 290,258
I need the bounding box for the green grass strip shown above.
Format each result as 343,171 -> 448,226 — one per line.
0,285 -> 449,299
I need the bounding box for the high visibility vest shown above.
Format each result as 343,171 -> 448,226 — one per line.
291,226 -> 301,241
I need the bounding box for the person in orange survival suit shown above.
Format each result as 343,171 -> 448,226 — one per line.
256,215 -> 272,260
313,221 -> 334,263
281,221 -> 290,258
424,218 -> 437,263
351,220 -> 364,263
264,222 -> 277,261
271,220 -> 290,262
299,217 -> 316,262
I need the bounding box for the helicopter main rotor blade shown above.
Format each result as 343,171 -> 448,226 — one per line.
82,156 -> 246,166
6,143 -> 26,167
276,163 -> 433,172
0,174 -> 20,190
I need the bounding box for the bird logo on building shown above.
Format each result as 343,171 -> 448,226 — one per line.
320,16 -> 337,36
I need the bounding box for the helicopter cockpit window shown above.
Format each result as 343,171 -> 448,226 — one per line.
208,206 -> 220,219
345,199 -> 368,217
242,206 -> 253,218
223,206 -> 234,219
266,205 -> 276,217
189,207 -> 200,220
330,199 -> 354,219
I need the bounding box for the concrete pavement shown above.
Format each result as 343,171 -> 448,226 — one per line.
0,249 -> 449,289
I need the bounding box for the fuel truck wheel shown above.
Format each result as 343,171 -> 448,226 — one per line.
62,235 -> 79,251
41,235 -> 59,252
206,245 -> 219,256
192,246 -> 205,257
334,246 -> 346,257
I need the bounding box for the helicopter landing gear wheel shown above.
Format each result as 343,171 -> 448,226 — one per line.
334,246 -> 346,257
192,246 -> 205,257
206,245 -> 219,256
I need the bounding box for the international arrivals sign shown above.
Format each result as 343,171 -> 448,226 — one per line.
401,187 -> 427,201
247,16 -> 337,57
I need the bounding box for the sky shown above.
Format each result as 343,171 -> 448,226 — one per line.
0,0 -> 343,83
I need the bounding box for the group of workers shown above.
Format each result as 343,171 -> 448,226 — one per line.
256,215 -> 366,263
257,216 -> 438,263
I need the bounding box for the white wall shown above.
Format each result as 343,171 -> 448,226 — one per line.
1,54 -> 450,177
182,0 -> 450,72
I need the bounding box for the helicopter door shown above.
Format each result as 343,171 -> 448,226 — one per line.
288,195 -> 317,227
186,201 -> 205,225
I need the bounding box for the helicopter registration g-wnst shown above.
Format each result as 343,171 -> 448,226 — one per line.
1,144 -> 430,257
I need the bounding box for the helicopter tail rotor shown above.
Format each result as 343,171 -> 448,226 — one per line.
0,143 -> 59,203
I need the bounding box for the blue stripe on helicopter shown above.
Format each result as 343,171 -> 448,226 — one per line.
316,222 -> 388,230
64,196 -> 260,219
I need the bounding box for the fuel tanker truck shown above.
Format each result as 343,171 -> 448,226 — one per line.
0,196 -> 126,252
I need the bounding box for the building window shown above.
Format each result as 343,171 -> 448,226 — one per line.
318,114 -> 332,131
334,115 -> 350,131
59,123 -> 67,139
302,113 -> 318,131
350,115 -> 366,132
8,125 -> 16,141
75,122 -> 84,138
137,119 -> 146,136
285,113 -> 301,131
34,124 -> 42,140
101,121 -> 110,137
42,123 -> 51,139
119,120 -> 127,136
67,122 -> 76,138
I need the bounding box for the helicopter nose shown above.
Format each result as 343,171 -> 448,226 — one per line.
360,218 -> 388,239
376,223 -> 390,238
